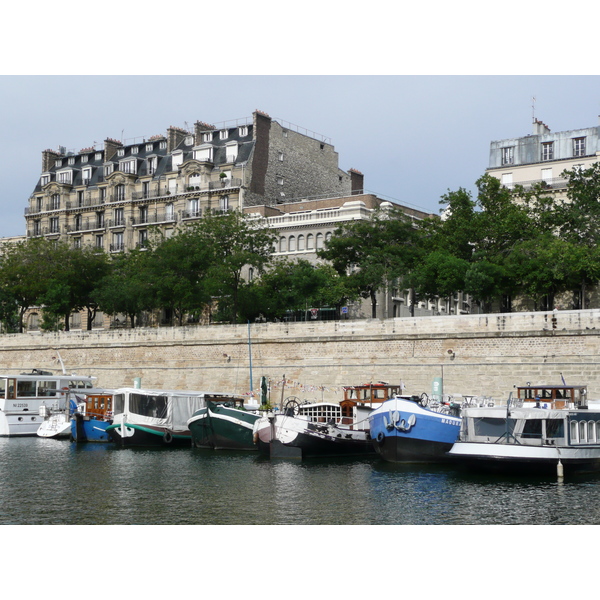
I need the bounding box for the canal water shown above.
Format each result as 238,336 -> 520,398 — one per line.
2,436 -> 594,598
2,436 -> 600,526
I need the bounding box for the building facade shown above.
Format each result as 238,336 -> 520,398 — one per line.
16,110 -> 440,330
487,117 -> 600,311
25,110 -> 360,250
487,117 -> 600,193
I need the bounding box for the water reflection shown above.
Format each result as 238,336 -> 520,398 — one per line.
1,437 -> 599,525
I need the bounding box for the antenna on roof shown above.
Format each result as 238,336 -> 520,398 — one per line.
532,96 -> 536,122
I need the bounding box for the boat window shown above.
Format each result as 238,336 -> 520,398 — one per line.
69,380 -> 93,389
579,421 -> 587,442
17,380 -> 37,397
300,404 -> 341,423
130,393 -> 168,419
570,420 -> 578,443
37,381 -> 58,396
545,419 -> 564,438
473,417 -> 511,437
588,421 -> 596,443
0,379 -> 5,399
522,419 -> 543,439
113,393 -> 125,415
373,389 -> 386,399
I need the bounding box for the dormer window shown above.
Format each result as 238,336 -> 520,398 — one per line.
146,143 -> 154,152
219,130 -> 228,140
202,132 -> 212,143
501,146 -> 514,165
541,142 -> 554,161
95,152 -> 102,161
81,155 -> 88,164
194,145 -> 213,162
82,167 -> 92,184
225,142 -> 238,163
120,159 -> 137,174
57,170 -> 73,184
573,137 -> 586,157
147,156 -> 157,175
55,159 -> 63,167
172,151 -> 183,169
185,135 -> 194,146
104,164 -> 114,177
239,126 -> 248,137
159,141 -> 167,149
41,174 -> 50,186
68,157 -> 75,165
131,146 -> 138,154
117,148 -> 125,157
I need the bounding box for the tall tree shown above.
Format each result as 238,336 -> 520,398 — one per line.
192,210 -> 277,323
319,207 -> 421,318
0,238 -> 58,332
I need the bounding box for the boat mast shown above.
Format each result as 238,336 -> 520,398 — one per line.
53,349 -> 67,375
248,321 -> 253,393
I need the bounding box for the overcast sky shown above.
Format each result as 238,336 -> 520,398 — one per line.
1,5 -> 598,240
1,75 -> 599,239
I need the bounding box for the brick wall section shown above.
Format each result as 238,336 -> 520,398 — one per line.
2,309 -> 600,403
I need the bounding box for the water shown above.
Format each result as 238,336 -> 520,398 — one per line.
1,436 -> 600,526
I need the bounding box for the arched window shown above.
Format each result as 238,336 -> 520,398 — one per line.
570,420 -> 578,442
289,236 -> 296,252
579,421 -> 587,443
297,235 -> 305,251
316,232 -> 324,250
588,421 -> 596,443
306,234 -> 314,250
280,236 -> 287,252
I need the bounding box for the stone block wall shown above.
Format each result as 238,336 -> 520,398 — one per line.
1,309 -> 600,405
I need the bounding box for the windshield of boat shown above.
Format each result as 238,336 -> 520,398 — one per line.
129,393 -> 169,419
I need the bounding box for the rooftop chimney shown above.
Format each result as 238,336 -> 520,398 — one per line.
533,118 -> 551,136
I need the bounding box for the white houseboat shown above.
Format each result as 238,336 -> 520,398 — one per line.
448,383 -> 600,476
0,369 -> 97,437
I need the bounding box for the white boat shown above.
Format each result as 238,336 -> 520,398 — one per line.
106,387 -> 210,447
0,369 -> 98,437
448,383 -> 600,476
253,382 -> 403,459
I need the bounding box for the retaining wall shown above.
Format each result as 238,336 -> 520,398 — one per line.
1,309 -> 600,403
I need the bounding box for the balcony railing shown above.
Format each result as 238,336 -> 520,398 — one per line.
131,212 -> 178,226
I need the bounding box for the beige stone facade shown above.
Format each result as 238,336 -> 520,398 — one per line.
25,111 -> 356,250
2,309 -> 600,404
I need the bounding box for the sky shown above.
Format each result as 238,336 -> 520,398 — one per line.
1,3 -> 597,241
1,74 -> 599,239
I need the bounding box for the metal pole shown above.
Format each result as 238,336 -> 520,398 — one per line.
247,321 -> 253,393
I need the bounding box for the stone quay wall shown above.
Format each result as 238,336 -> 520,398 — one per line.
2,309 -> 600,404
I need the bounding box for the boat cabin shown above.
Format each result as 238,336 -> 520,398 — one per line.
516,384 -> 588,410
340,382 -> 403,425
0,371 -> 96,400
79,394 -> 114,420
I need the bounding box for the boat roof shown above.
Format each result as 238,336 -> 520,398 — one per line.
0,372 -> 96,381
113,387 -> 241,397
518,384 -> 587,390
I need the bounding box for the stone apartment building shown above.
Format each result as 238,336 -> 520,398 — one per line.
16,110 -> 437,329
487,117 -> 600,195
487,117 -> 600,310
25,110 -> 361,249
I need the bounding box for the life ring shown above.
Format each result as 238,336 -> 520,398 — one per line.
376,431 -> 385,443
163,431 -> 173,444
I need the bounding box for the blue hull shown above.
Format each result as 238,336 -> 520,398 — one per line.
369,397 -> 461,463
71,413 -> 112,443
